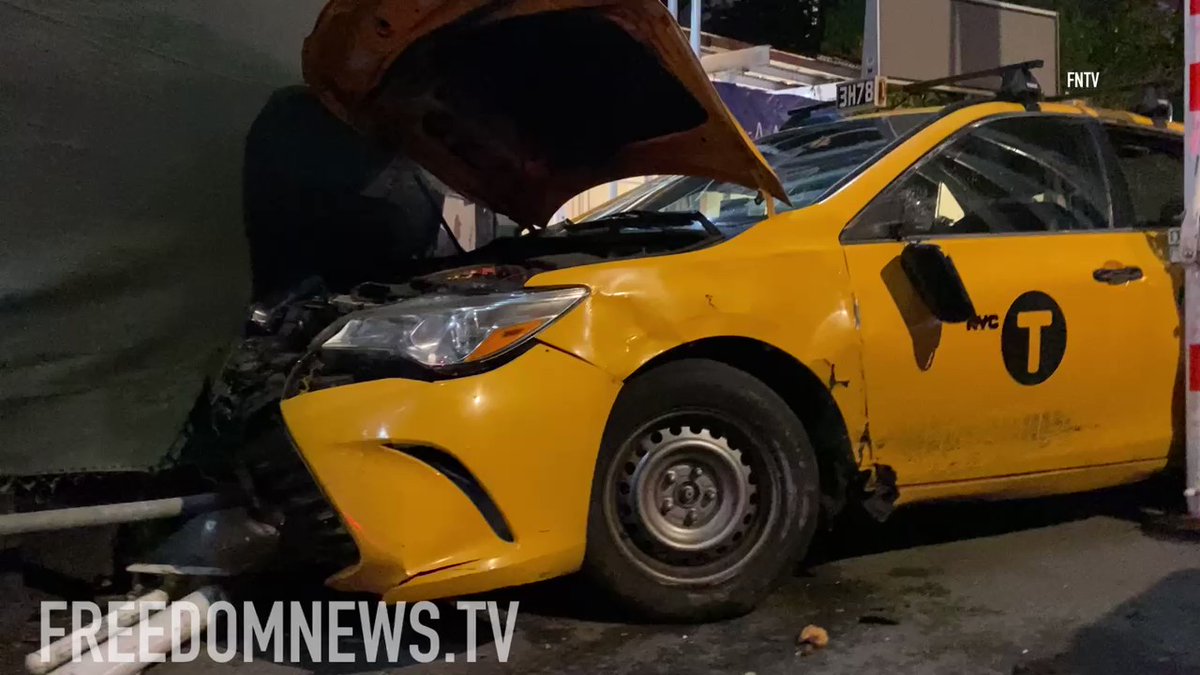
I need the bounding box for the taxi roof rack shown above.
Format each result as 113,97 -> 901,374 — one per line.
903,59 -> 1044,110
1133,87 -> 1175,128
1047,80 -> 1175,128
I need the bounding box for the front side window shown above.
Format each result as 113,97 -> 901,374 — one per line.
846,116 -> 1113,241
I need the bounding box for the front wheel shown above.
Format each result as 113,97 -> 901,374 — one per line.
583,359 -> 820,622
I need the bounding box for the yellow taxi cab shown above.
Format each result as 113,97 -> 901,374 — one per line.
282,0 -> 1184,620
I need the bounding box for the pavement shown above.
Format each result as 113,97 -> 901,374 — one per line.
4,484 -> 1199,675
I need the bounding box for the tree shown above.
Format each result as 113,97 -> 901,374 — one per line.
700,0 -> 1183,108
1022,0 -> 1182,106
703,0 -> 825,54
818,0 -> 863,60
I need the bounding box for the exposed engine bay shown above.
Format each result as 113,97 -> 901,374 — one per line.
229,213 -> 734,412
207,213 -> 733,574
350,214 -> 729,300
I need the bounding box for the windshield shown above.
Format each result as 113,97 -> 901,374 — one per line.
581,112 -> 935,228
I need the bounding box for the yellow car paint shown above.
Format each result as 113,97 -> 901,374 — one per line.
283,101 -> 1181,601
281,346 -> 621,600
898,458 -> 1168,504
845,231 -> 1177,484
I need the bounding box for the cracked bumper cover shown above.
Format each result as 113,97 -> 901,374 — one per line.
280,344 -> 620,602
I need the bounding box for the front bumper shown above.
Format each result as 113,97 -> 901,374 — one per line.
280,344 -> 620,602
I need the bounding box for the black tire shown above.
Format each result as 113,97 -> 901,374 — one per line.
583,358 -> 820,622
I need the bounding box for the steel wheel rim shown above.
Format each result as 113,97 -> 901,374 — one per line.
606,413 -> 775,583
631,427 -> 751,551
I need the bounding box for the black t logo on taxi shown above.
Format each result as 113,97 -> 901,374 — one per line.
1001,291 -> 1066,385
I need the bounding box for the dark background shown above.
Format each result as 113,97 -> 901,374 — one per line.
700,0 -> 1183,106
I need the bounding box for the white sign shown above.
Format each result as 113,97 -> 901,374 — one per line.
1065,71 -> 1100,90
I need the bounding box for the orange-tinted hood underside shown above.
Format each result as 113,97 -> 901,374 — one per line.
303,0 -> 787,226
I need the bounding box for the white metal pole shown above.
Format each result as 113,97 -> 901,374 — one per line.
1184,2 -> 1200,518
668,0 -> 678,20
862,0 -> 881,79
26,590 -> 171,675
690,1 -> 702,56
0,494 -> 222,536
50,587 -> 221,675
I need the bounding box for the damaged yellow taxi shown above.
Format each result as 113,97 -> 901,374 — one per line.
281,0 -> 1183,620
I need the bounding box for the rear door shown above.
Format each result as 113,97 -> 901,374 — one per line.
841,114 -> 1178,487
1101,120 -> 1186,440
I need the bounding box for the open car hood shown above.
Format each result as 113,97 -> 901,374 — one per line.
303,0 -> 787,226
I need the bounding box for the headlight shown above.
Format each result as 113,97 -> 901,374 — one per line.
320,287 -> 587,367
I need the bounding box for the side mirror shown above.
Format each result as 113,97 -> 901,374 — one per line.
899,243 -> 975,323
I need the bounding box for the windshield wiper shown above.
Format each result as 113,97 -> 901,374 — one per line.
520,217 -> 572,237
581,210 -> 723,238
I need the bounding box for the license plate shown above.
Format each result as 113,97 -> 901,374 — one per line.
836,76 -> 886,112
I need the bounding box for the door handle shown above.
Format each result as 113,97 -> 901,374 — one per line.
1092,266 -> 1143,285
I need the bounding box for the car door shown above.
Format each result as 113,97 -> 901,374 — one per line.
840,114 -> 1179,487
1100,119 -> 1186,437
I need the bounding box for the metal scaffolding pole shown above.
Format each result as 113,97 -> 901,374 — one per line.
0,494 -> 223,536
1184,2 -> 1200,518
862,0 -> 880,78
690,0 -> 701,56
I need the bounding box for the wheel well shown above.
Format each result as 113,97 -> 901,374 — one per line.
630,337 -> 858,518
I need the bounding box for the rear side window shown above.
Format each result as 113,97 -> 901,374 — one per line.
1104,125 -> 1183,229
847,116 -> 1113,240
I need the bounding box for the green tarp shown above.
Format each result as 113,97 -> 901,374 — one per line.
0,0 -> 326,475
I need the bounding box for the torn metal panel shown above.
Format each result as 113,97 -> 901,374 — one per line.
819,359 -> 851,390
860,464 -> 899,522
856,422 -> 874,466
